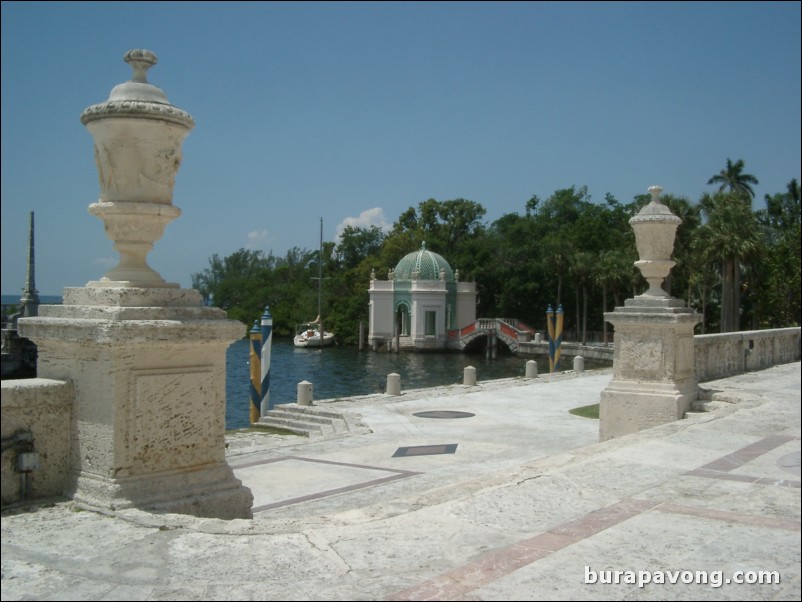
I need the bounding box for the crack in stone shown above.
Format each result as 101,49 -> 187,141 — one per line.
303,531 -> 353,575
516,474 -> 544,486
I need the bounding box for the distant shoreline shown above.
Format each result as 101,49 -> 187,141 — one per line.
1,294 -> 63,305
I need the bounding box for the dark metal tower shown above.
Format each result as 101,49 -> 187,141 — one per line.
18,211 -> 40,318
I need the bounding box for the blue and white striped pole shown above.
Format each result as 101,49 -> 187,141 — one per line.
554,304 -> 564,372
260,306 -> 273,414
546,305 -> 555,373
249,320 -> 261,423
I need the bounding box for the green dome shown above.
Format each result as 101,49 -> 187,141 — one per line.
394,242 -> 455,281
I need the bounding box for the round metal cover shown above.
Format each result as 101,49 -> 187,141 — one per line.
413,411 -> 475,419
777,451 -> 801,476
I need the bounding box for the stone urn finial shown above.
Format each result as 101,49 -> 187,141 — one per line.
124,49 -> 157,83
629,186 -> 682,297
81,49 -> 195,288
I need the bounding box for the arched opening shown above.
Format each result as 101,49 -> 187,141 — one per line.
462,333 -> 515,356
396,303 -> 410,336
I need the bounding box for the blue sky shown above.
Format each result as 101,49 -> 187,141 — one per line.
2,1 -> 800,296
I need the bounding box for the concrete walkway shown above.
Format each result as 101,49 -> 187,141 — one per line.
2,363 -> 800,601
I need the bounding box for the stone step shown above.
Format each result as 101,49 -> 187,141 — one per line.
280,404 -> 351,431
268,408 -> 339,426
276,404 -> 352,423
251,417 -> 320,437
249,422 -> 311,437
253,404 -> 351,437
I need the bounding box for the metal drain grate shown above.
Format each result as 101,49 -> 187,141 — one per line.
393,444 -> 458,458
778,451 -> 801,476
412,411 -> 475,419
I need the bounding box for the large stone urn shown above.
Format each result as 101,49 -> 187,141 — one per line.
599,186 -> 702,441
81,49 -> 192,288
629,186 -> 683,298
19,50 -> 253,518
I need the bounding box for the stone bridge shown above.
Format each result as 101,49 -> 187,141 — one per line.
448,318 -> 536,353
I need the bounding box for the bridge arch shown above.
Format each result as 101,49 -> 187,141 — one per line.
462,332 -> 515,354
448,318 -> 536,353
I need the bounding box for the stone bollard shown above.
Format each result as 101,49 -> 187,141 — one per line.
464,365 -> 477,386
297,380 -> 313,405
534,332 -> 542,342
386,373 -> 401,396
525,359 -> 538,378
573,355 -> 585,373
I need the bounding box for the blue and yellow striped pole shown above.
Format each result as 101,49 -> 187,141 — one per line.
554,304 -> 564,372
547,305 -> 555,373
260,306 -> 273,414
249,319 -> 261,424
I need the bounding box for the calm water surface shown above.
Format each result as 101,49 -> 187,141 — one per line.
2,294 -> 601,431
225,338 -> 562,430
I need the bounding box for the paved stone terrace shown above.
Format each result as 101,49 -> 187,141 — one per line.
1,363 -> 799,601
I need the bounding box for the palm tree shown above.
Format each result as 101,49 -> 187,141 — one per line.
789,178 -> 801,204
570,251 -> 595,344
756,179 -> 802,327
762,178 -> 801,234
707,158 -> 760,199
594,249 -> 636,345
697,192 -> 763,332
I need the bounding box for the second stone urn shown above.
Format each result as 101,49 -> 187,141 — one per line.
599,185 -> 702,442
81,49 -> 195,288
629,185 -> 682,297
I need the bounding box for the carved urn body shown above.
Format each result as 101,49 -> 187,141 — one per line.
81,49 -> 194,287
629,186 -> 682,297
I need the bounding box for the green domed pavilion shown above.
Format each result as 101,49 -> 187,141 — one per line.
368,243 -> 476,351
392,242 -> 455,282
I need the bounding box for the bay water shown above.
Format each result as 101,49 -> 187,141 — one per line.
2,296 -> 588,431
225,338 -> 556,430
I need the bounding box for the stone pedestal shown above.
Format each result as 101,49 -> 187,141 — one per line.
19,288 -> 253,518
599,296 -> 702,441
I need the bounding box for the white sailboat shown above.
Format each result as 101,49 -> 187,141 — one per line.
293,316 -> 335,348
294,218 -> 335,348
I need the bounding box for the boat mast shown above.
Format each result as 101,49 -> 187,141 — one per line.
317,217 -> 323,338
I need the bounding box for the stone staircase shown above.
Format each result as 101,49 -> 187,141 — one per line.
252,404 -> 355,437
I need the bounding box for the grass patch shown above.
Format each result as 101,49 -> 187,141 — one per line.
569,403 -> 599,419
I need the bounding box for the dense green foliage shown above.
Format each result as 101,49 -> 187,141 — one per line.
192,161 -> 801,342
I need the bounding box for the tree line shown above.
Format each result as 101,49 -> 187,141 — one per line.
192,159 -> 800,343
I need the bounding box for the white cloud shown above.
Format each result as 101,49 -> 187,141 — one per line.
245,229 -> 270,249
93,256 -> 116,269
335,208 -> 391,241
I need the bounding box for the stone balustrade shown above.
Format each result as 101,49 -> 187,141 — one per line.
3,327 -> 798,506
694,327 -> 800,382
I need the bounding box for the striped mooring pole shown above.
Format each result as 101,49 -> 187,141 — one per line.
554,304 -> 564,372
260,306 -> 273,414
249,319 -> 261,424
547,305 -> 556,373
